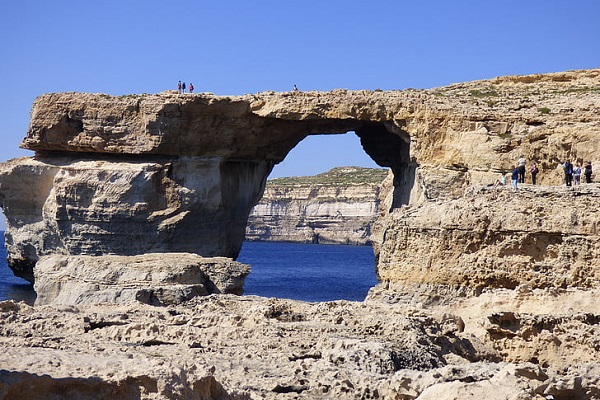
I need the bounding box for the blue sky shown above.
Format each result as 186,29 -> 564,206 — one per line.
0,0 -> 599,180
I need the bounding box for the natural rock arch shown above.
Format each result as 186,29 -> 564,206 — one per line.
1,69 -> 599,287
0,93 -> 415,282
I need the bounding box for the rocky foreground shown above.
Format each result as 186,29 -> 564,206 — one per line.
1,287 -> 600,399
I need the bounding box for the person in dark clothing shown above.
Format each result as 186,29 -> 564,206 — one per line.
563,160 -> 573,187
182,82 -> 186,93
584,161 -> 593,183
511,166 -> 519,191
531,163 -> 539,185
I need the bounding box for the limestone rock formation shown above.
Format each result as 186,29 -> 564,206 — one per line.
246,167 -> 388,245
373,184 -> 600,294
1,68 -> 599,399
33,253 -> 250,306
0,68 -> 598,283
0,155 -> 268,282
2,293 -> 600,399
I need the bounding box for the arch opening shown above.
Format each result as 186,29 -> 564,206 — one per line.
354,122 -> 415,209
241,123 -> 414,301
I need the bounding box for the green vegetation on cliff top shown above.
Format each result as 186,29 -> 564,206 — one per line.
267,167 -> 389,186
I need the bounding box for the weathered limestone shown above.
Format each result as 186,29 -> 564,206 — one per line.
0,155 -> 269,282
246,167 -> 388,245
33,253 -> 250,306
2,293 -> 600,399
0,68 -> 599,399
2,68 -> 598,284
372,184 -> 600,294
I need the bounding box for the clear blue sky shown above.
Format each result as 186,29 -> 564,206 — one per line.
0,0 -> 599,179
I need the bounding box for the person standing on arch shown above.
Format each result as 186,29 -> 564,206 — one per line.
189,83 -> 194,93
177,81 -> 182,94
182,82 -> 186,93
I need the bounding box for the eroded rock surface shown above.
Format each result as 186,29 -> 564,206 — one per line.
0,68 -> 598,281
0,155 -> 268,282
373,184 -> 600,292
34,253 -> 250,306
1,292 -> 600,399
0,69 -> 599,399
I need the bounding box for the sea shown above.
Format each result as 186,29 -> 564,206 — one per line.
0,238 -> 36,304
238,241 -> 378,302
0,238 -> 378,304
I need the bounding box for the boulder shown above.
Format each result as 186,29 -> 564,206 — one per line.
33,253 -> 250,306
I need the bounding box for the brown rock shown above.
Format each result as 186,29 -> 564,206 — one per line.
373,185 -> 600,292
2,68 -> 598,281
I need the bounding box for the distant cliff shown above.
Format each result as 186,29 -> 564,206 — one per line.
245,167 -> 389,245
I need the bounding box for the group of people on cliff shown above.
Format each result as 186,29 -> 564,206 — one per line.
177,81 -> 194,94
493,156 -> 593,190
561,160 -> 593,186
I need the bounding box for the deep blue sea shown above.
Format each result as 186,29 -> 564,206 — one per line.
0,237 -> 36,304
0,238 -> 378,303
238,241 -> 378,302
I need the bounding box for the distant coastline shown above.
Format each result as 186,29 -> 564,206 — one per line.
246,167 -> 388,245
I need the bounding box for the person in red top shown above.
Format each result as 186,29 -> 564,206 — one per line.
530,163 -> 539,185
189,83 -> 194,93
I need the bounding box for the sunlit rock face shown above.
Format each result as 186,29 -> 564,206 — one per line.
0,69 -> 600,399
246,167 -> 389,245
0,155 -> 269,282
373,185 -> 600,295
0,68 -> 598,285
33,253 -> 250,306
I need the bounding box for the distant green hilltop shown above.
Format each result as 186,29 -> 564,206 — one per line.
267,167 -> 389,186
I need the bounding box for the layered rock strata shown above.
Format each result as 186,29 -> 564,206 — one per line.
0,155 -> 268,283
0,68 -> 598,283
372,184 -> 600,294
33,253 -> 250,306
246,167 -> 388,245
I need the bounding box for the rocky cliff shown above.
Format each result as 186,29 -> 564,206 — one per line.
246,167 -> 388,245
0,68 -> 600,399
2,68 -> 598,283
